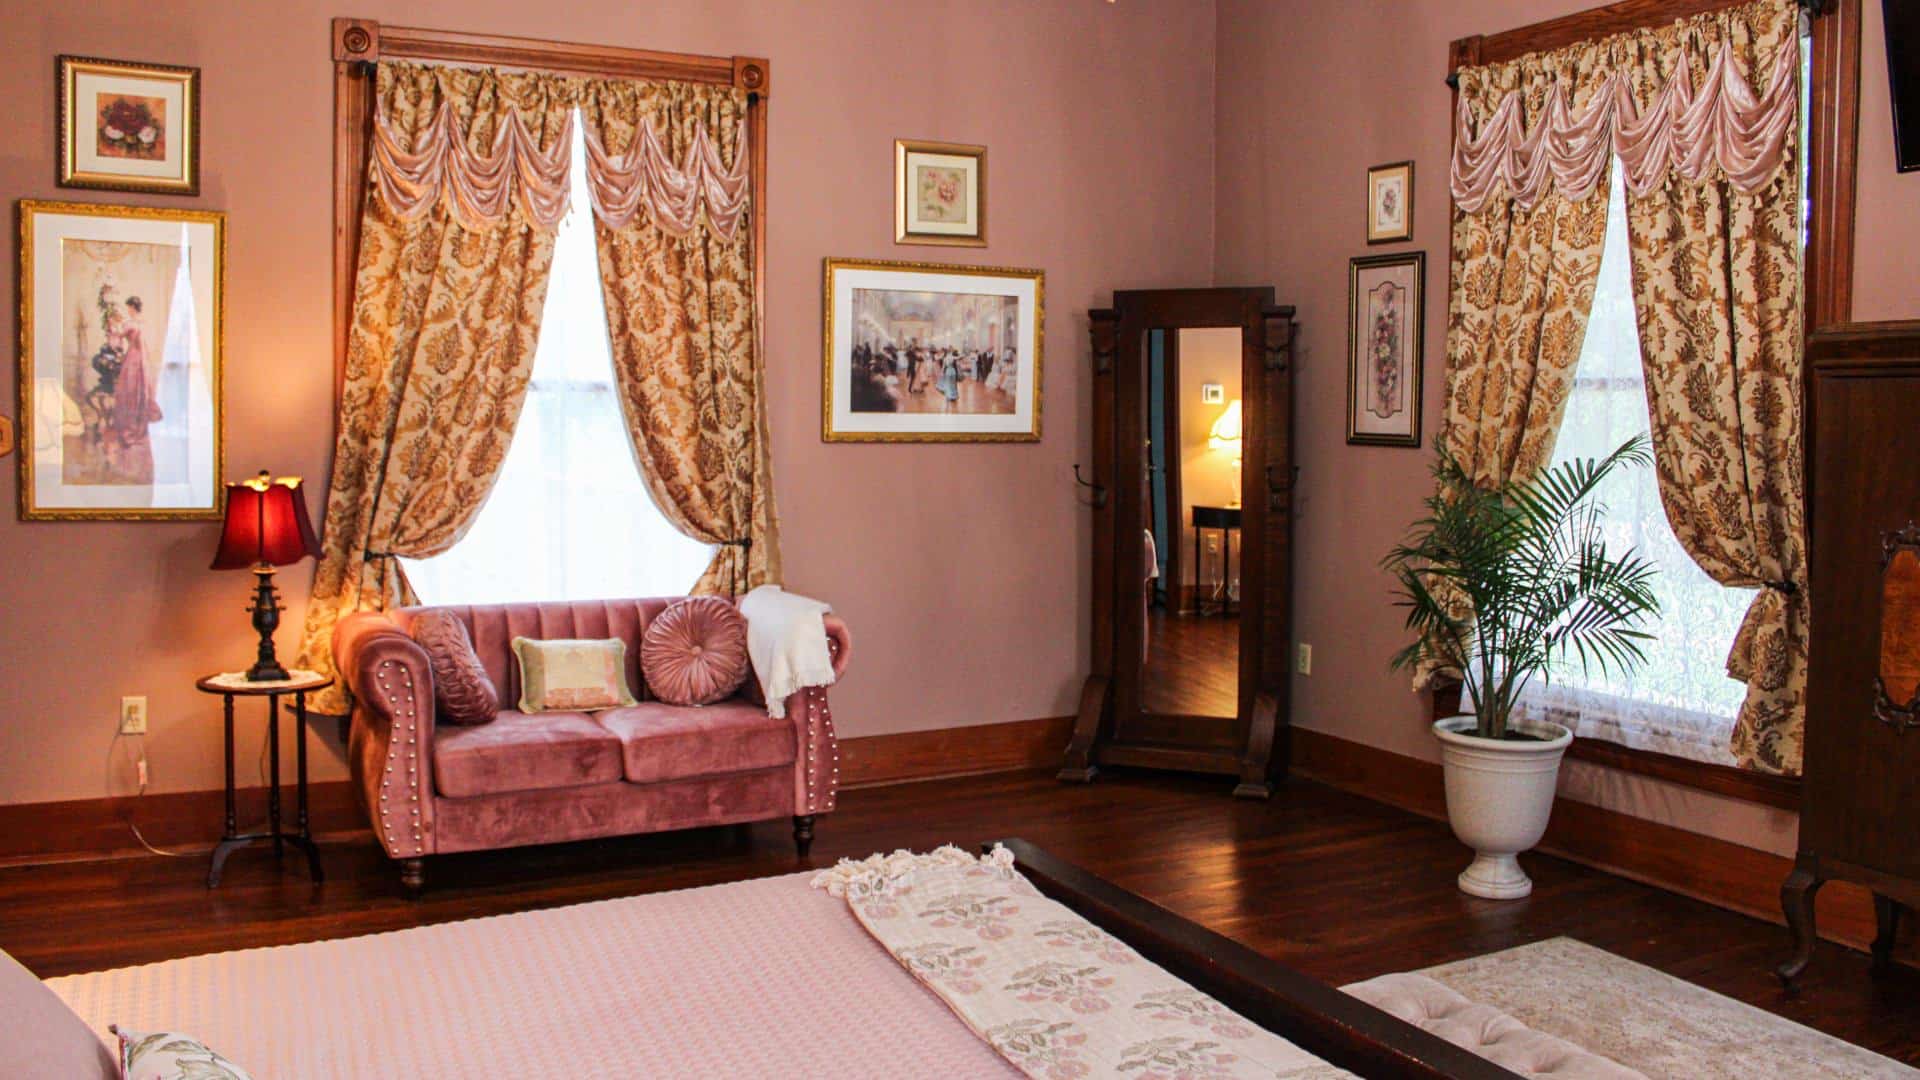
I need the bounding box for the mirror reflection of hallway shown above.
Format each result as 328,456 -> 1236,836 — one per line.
1143,326 -> 1241,719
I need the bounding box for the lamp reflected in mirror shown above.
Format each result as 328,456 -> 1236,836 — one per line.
1208,398 -> 1242,508
1143,328 -> 1242,721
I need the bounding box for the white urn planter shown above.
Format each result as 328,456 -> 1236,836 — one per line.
1432,716 -> 1573,899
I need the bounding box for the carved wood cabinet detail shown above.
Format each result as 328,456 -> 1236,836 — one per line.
1778,322 -> 1920,985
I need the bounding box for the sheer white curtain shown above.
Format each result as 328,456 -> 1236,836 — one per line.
402,110 -> 714,605
1512,165 -> 1753,765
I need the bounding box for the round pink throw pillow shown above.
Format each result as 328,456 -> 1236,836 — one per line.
640,597 -> 751,706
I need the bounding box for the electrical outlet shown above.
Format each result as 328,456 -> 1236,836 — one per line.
1296,643 -> 1313,676
119,695 -> 148,736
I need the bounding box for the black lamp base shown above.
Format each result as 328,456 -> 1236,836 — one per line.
244,567 -> 290,682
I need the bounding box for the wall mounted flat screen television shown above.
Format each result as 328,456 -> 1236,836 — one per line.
1890,0 -> 1920,172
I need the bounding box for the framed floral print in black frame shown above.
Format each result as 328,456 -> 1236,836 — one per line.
57,55 -> 201,196
1347,251 -> 1424,448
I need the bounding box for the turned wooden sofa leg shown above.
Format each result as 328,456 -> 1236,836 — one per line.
793,815 -> 815,857
400,857 -> 426,896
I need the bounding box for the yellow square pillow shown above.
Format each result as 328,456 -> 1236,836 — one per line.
510,637 -> 639,713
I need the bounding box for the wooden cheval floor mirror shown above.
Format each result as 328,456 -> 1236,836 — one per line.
1061,288 -> 1295,797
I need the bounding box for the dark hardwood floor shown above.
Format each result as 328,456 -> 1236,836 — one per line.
1143,607 -> 1240,717
2,769 -> 1915,1064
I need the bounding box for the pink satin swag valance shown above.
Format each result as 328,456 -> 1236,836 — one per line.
1451,32 -> 1799,213
584,119 -> 749,239
370,101 -> 573,229
369,91 -> 749,240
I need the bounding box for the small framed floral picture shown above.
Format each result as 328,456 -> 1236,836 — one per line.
895,139 -> 986,247
1365,160 -> 1413,244
57,55 -> 201,195
1347,251 -> 1424,448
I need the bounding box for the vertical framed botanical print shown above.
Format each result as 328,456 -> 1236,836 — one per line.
1347,251 -> 1424,447
57,55 -> 201,195
823,258 -> 1041,442
1365,160 -> 1413,244
18,200 -> 225,519
895,139 -> 986,247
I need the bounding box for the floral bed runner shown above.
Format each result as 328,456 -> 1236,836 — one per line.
811,845 -> 1354,1080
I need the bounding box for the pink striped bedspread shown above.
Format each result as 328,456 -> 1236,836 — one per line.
47,871 -> 1021,1079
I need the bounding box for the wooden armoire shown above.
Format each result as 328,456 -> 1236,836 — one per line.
1779,321 -> 1920,982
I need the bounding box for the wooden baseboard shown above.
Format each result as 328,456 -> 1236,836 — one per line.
0,782 -> 368,868
0,717 -> 1075,866
841,715 -> 1074,788
1291,727 -> 1886,954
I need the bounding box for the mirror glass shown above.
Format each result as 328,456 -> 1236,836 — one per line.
1142,327 -> 1241,719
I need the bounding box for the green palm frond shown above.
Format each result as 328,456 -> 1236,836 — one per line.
1383,435 -> 1661,739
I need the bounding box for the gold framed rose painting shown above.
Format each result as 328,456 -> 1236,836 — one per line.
895,139 -> 986,247
57,55 -> 201,195
1365,160 -> 1413,245
18,200 -> 225,520
823,258 -> 1041,442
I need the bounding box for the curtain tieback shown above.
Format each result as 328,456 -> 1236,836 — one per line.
717,537 -> 752,549
1763,579 -> 1798,595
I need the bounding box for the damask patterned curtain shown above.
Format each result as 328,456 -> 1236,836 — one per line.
579,77 -> 780,596
298,62 -> 574,712
1441,41 -> 1616,488
1614,0 -> 1807,774
1443,0 -> 1806,772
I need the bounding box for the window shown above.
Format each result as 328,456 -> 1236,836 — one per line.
1513,166 -> 1755,765
401,112 -> 713,604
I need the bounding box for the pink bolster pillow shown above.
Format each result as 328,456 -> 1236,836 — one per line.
641,596 -> 751,706
408,610 -> 500,725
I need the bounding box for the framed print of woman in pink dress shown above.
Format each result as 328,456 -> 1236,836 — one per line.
19,200 -> 225,519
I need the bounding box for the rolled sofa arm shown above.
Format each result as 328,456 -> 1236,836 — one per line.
787,613 -> 851,818
334,611 -> 437,860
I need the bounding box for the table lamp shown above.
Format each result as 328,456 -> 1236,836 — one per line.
211,471 -> 321,681
1208,398 -> 1243,508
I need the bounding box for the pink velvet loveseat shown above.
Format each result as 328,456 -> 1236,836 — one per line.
333,598 -> 849,892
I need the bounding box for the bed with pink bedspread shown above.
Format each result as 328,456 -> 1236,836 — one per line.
32,841 -> 1514,1079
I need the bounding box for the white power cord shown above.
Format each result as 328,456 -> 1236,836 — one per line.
108,732 -> 192,858
108,722 -> 277,859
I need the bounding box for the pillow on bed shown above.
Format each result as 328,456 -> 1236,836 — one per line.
0,949 -> 115,1079
511,637 -> 639,712
640,597 -> 751,706
113,1026 -> 254,1080
408,610 -> 499,725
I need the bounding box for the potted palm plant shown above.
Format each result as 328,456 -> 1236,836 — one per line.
1385,436 -> 1660,899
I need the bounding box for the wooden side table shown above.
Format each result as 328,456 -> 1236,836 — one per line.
195,670 -> 330,888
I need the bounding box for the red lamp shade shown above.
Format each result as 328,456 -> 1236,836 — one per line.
211,472 -> 321,570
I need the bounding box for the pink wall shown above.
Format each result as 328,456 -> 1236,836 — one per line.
1853,0 -> 1920,322
1212,0 -> 1920,857
0,0 -> 1218,805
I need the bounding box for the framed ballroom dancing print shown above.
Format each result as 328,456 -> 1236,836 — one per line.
18,200 -> 225,520
823,258 -> 1041,442
1346,251 -> 1424,448
895,139 -> 986,246
1365,160 -> 1413,244
57,55 -> 200,195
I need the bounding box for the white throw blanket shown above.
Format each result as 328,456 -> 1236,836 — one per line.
813,846 -> 1350,1080
740,585 -> 836,718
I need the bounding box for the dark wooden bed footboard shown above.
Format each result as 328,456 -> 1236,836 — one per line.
996,839 -> 1519,1080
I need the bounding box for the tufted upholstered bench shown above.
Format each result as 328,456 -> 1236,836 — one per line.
333,598 -> 850,893
1345,972 -> 1645,1078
